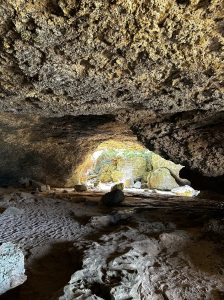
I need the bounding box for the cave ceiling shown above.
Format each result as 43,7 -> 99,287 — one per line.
0,0 -> 223,178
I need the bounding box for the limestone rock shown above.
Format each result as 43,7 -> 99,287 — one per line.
111,170 -> 124,183
0,242 -> 27,295
61,227 -> 224,300
90,210 -> 133,228
0,0 -> 223,119
147,168 -> 179,190
150,153 -> 183,179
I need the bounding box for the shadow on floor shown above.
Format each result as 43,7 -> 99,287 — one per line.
0,241 -> 81,300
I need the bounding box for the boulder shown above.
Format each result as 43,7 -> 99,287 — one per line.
101,189 -> 125,206
150,153 -> 183,179
111,183 -> 124,191
147,168 -> 179,190
74,184 -> 87,192
133,181 -> 141,189
171,185 -> 200,197
0,242 -> 27,295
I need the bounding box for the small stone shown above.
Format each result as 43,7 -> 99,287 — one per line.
133,181 -> 141,189
101,189 -> 125,206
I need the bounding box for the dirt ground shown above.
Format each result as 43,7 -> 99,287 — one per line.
0,188 -> 224,300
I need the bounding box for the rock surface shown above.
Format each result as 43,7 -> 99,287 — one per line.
74,184 -> 87,192
61,227 -> 224,300
101,189 -> 125,206
0,242 -> 27,295
0,0 -> 223,185
0,0 -> 223,117
147,167 -> 179,190
0,189 -> 223,299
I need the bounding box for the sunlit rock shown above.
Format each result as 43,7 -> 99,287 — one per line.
171,185 -> 200,197
150,153 -> 183,179
111,183 -> 124,191
0,242 -> 27,295
133,181 -> 141,189
147,168 -> 179,190
123,178 -> 134,188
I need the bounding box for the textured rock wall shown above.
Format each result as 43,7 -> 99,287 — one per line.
119,110 -> 224,177
0,0 -> 223,116
0,0 -> 223,182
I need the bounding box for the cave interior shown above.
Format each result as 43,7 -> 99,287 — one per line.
0,0 -> 224,299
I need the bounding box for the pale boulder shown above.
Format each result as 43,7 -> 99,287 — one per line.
147,168 -> 179,190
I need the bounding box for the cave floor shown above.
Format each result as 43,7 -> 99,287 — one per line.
0,189 -> 224,300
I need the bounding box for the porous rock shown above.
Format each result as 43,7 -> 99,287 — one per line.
0,242 -> 27,295
60,228 -> 224,300
147,167 -> 179,190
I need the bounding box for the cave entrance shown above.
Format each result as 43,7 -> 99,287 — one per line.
73,139 -> 194,196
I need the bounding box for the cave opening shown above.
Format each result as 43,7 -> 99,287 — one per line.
71,138 -> 198,197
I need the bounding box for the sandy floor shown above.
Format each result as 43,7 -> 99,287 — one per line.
0,189 -> 223,300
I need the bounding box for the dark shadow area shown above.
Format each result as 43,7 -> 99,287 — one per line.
0,287 -> 21,300
0,241 -> 81,300
69,210 -> 91,225
180,167 -> 224,194
90,282 -> 111,300
0,114 -> 125,188
0,207 -> 5,213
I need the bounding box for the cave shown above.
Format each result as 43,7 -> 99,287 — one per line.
0,0 -> 224,299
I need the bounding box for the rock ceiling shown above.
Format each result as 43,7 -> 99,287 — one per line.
0,0 -> 223,182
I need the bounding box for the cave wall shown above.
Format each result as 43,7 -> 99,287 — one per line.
118,110 -> 224,177
0,113 -> 135,187
0,0 -> 223,182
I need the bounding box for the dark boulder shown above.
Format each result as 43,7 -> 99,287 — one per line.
101,189 -> 125,206
74,184 -> 87,192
